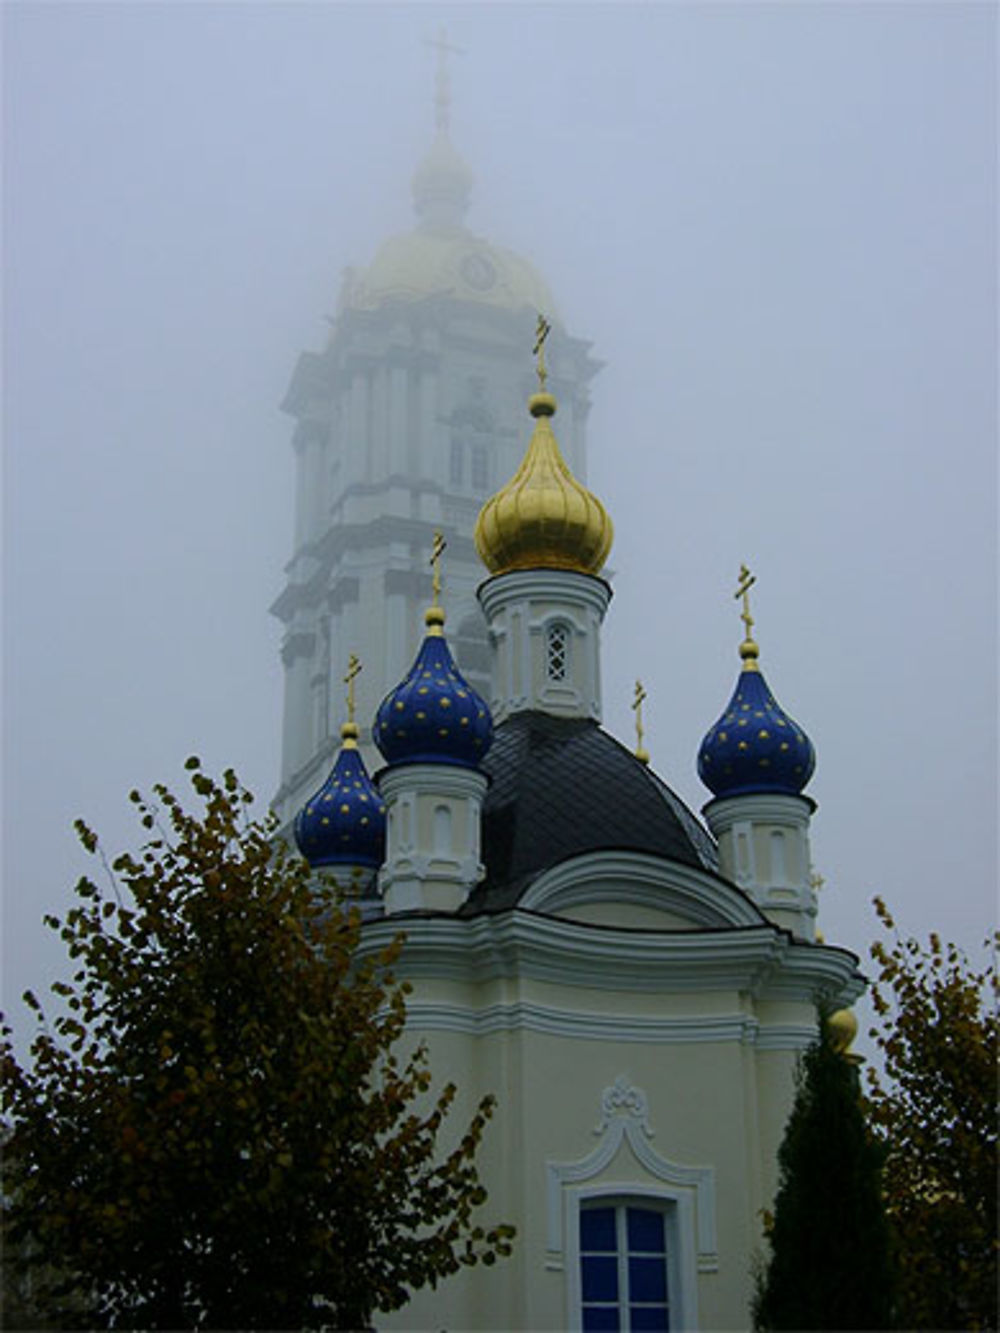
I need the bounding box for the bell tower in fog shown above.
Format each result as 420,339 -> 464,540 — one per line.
271,46 -> 599,825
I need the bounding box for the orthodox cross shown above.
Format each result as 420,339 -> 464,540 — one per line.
430,530 -> 447,608
424,27 -> 464,133
632,679 -> 650,764
343,653 -> 362,725
809,869 -> 826,894
734,563 -> 757,642
533,313 -> 552,391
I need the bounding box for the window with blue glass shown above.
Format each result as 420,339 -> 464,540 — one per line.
580,1203 -> 670,1332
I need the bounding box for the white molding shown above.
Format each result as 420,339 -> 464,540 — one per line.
520,851 -> 764,929
359,996 -> 824,1051
547,1077 -> 713,1330
478,568 -> 612,622
404,999 -> 761,1044
755,1021 -> 819,1050
704,792 -> 817,824
359,910 -> 866,1006
379,764 -> 488,802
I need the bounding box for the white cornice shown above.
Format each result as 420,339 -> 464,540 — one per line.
360,909 -> 864,1005
519,850 -> 763,929
404,999 -> 822,1050
703,791 -> 817,825
478,568 -> 612,619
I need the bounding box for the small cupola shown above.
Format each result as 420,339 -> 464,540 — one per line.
375,534 -> 493,915
698,566 -> 815,798
373,535 -> 493,769
699,567 -> 819,941
294,655 -> 386,891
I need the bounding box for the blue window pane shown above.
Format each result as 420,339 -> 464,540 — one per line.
627,1207 -> 665,1254
581,1206 -> 618,1252
629,1256 -> 667,1303
630,1304 -> 669,1332
583,1307 -> 621,1332
582,1255 -> 619,1302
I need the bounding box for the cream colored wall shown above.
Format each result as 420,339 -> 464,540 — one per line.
379,972 -> 808,1331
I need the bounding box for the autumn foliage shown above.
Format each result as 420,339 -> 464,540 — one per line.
1,760 -> 512,1330
866,897 -> 998,1332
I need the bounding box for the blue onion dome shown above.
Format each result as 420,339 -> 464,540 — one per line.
698,610 -> 815,799
374,604 -> 493,769
294,721 -> 386,869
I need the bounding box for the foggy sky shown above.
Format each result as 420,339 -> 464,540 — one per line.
3,2 -> 996,1053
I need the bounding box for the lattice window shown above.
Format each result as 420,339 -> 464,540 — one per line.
547,623 -> 569,681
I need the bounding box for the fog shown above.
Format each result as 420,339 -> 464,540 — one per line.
3,3 -> 996,1051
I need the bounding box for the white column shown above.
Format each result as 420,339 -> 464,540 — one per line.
389,364 -> 407,476
347,370 -> 368,487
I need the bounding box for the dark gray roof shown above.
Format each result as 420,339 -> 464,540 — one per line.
464,712 -> 718,913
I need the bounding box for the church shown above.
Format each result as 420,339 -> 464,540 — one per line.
276,55 -> 863,1333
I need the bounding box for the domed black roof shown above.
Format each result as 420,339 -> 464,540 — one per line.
465,712 -> 718,913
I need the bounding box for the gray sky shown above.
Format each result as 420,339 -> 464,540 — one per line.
3,2 -> 996,1049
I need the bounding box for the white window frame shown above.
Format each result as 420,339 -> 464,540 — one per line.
547,1077 -> 715,1332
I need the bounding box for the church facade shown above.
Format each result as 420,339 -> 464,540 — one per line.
282,76 -> 862,1333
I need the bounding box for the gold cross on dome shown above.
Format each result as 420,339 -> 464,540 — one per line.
424,27 -> 464,132
343,653 -> 362,725
533,313 -> 551,390
734,563 -> 757,642
632,679 -> 650,764
430,530 -> 447,607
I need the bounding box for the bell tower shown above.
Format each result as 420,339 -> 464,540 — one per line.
271,48 -> 600,828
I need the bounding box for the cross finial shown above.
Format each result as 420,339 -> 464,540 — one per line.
424,27 -> 464,133
343,653 -> 362,726
735,563 -> 756,640
809,869 -> 826,893
533,313 -> 552,391
733,563 -> 760,670
431,530 -> 447,602
632,679 -> 650,765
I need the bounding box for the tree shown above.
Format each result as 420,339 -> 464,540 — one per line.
753,1011 -> 892,1331
1,759 -> 513,1330
866,896 -> 998,1332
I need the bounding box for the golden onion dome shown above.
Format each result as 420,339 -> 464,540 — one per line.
346,230 -> 557,318
474,389 -> 613,577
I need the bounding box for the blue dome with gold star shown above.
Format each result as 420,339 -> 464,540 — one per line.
374,607 -> 493,769
698,640 -> 815,799
294,723 -> 386,869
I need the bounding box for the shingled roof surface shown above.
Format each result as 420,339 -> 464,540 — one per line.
465,711 -> 718,912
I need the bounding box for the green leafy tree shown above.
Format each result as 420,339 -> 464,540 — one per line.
753,1011 -> 892,1331
1,760 -> 513,1330
866,897 -> 998,1332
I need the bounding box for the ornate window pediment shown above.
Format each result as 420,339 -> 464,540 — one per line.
547,1077 -> 716,1331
